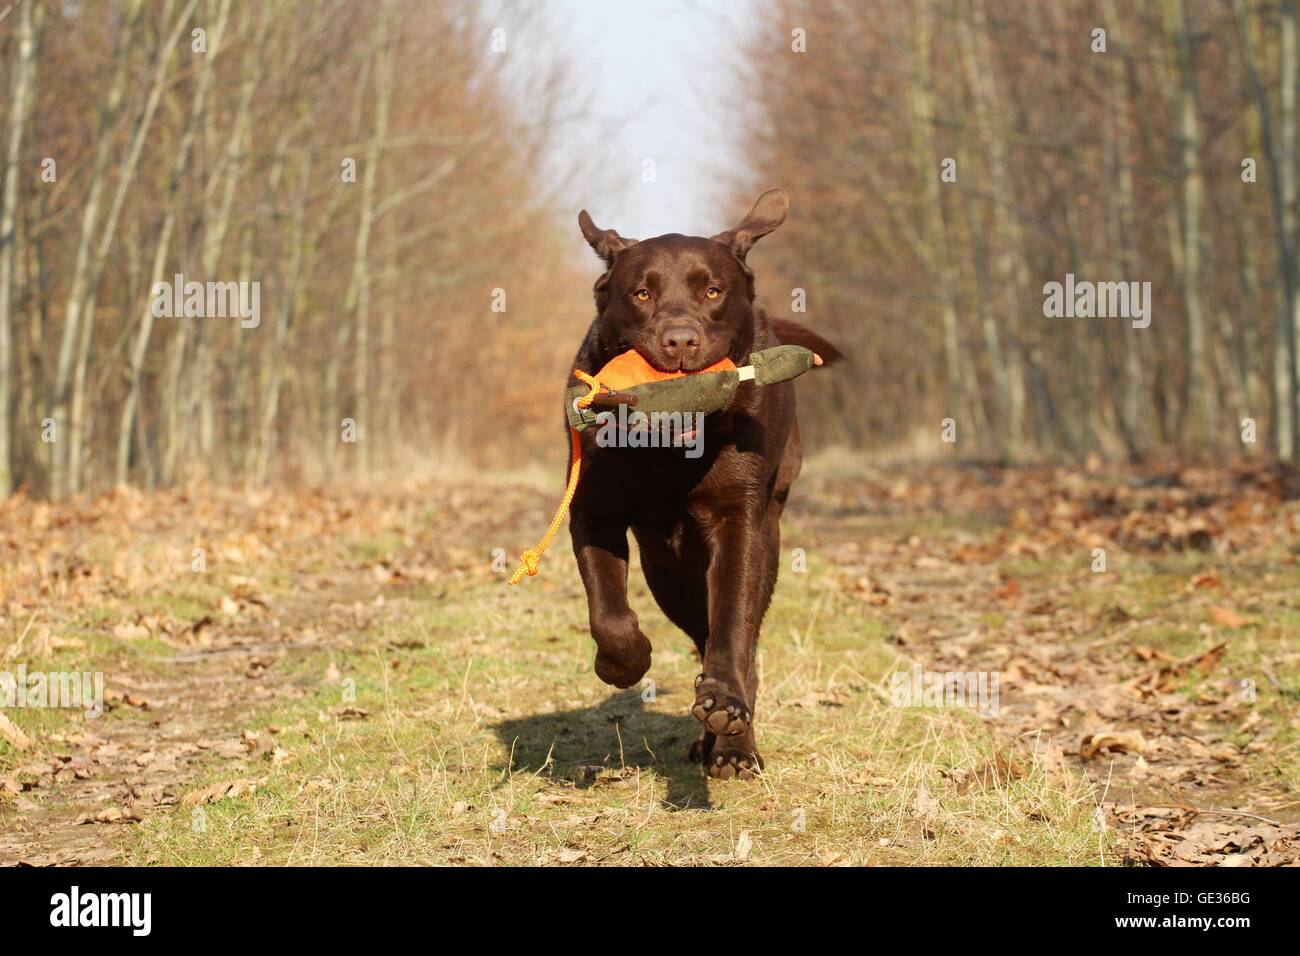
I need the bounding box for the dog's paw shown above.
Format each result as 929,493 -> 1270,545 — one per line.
687,734 -> 713,764
708,746 -> 764,781
691,675 -> 751,736
689,733 -> 763,780
592,628 -> 652,689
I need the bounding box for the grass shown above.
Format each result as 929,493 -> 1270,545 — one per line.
8,462 -> 1297,866
124,542 -> 1108,866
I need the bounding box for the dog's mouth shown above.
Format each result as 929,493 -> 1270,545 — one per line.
635,347 -> 719,375
645,352 -> 683,373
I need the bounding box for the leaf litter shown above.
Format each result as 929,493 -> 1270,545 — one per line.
1,466 -> 1297,865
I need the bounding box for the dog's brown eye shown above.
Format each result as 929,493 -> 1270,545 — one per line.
705,287 -> 722,300
634,289 -> 651,301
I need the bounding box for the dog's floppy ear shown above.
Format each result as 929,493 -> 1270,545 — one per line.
711,188 -> 789,260
578,210 -> 638,267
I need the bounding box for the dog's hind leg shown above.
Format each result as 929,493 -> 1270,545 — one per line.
634,525 -> 710,653
635,527 -> 716,762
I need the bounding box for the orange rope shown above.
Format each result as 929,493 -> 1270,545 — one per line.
509,370 -> 605,585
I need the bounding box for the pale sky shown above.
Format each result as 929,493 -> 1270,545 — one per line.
524,0 -> 750,243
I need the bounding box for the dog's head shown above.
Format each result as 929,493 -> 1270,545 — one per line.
578,189 -> 788,373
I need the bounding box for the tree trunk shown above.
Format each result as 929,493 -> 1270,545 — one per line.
161,3 -> 267,484
49,0 -> 143,497
958,0 -> 1030,458
254,153 -> 312,485
65,0 -> 198,495
1285,0 -> 1300,460
1232,0 -> 1298,459
0,0 -> 45,496
1167,0 -> 1209,450
1101,0 -> 1146,460
115,0 -> 231,485
344,0 -> 397,478
911,0 -> 966,436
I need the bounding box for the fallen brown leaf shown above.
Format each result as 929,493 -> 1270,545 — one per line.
0,712 -> 32,751
1189,642 -> 1227,674
77,806 -> 141,825
181,777 -> 263,808
991,578 -> 1022,607
111,620 -> 150,641
1080,730 -> 1146,759
1209,606 -> 1247,628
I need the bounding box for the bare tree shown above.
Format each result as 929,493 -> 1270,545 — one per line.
115,0 -> 232,485
0,0 -> 45,495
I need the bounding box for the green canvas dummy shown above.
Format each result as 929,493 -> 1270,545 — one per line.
565,345 -> 819,432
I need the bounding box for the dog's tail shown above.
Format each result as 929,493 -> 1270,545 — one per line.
769,318 -> 844,366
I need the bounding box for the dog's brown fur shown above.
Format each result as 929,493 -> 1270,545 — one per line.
567,189 -> 839,779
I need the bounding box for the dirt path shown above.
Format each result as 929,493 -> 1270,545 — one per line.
0,589 -> 361,865
2,466 -> 1298,865
0,487 -> 405,866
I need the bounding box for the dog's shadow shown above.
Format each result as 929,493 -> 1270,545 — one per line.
492,686 -> 711,811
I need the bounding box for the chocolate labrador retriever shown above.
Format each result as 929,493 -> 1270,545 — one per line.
568,188 -> 838,779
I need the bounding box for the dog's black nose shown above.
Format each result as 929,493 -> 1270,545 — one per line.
660,326 -> 701,355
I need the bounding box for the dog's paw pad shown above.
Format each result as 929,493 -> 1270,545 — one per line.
708,749 -> 763,781
691,679 -> 750,736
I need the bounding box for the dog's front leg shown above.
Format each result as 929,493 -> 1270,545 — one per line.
570,503 -> 652,689
692,509 -> 775,778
